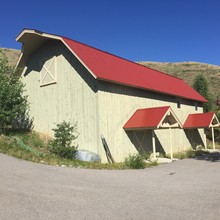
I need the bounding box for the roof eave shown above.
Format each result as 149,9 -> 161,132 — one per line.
97,77 -> 207,103
123,126 -> 157,130
15,29 -> 97,79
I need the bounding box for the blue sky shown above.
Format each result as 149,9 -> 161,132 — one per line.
1,0 -> 220,65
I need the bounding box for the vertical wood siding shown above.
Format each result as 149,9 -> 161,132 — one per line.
97,81 -> 205,162
21,40 -> 205,162
22,40 -> 100,155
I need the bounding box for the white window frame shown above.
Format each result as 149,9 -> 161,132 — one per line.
40,56 -> 57,87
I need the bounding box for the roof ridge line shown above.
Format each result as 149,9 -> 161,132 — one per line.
19,29 -> 192,83
62,36 -> 184,82
16,28 -> 207,103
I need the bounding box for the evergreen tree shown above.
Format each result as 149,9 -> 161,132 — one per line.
193,74 -> 212,112
0,50 -> 32,132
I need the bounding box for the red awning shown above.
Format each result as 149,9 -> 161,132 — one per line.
183,112 -> 219,129
123,106 -> 182,130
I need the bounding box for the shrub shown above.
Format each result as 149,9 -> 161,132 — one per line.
141,151 -> 152,160
124,153 -> 145,169
0,51 -> 31,133
193,74 -> 213,112
12,111 -> 34,132
49,121 -> 78,159
206,127 -> 220,143
171,149 -> 205,159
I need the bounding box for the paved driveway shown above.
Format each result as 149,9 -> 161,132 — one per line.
0,153 -> 220,220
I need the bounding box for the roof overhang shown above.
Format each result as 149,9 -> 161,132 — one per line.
123,106 -> 182,130
15,29 -> 207,103
15,29 -> 96,78
96,77 -> 207,103
15,29 -> 60,74
183,112 -> 220,129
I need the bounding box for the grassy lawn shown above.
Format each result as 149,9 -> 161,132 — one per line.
0,132 -> 157,169
206,138 -> 220,149
1,131 -> 219,169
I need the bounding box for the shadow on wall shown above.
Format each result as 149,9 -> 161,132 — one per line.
184,129 -> 205,149
125,130 -> 166,157
23,40 -> 98,93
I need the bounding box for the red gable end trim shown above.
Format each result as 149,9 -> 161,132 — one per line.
183,112 -> 215,128
123,106 -> 170,130
62,37 -> 207,103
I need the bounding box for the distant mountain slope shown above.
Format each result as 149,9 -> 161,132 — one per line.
1,48 -> 219,101
139,61 -> 220,101
0,48 -> 20,67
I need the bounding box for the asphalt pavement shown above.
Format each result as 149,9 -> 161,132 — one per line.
0,153 -> 220,220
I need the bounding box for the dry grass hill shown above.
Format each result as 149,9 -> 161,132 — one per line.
1,48 -> 220,101
0,48 -> 20,67
139,61 -> 220,102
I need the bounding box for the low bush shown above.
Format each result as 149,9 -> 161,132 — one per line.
141,151 -> 152,160
51,146 -> 77,159
171,149 -> 205,159
124,153 -> 146,169
206,127 -> 220,143
49,121 -> 78,159
0,132 -> 159,170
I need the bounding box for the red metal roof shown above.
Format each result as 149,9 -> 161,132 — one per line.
62,37 -> 207,103
16,29 -> 207,103
183,112 -> 218,128
123,106 -> 170,130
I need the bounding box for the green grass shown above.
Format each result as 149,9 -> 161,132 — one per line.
124,153 -> 146,169
1,132 -> 218,168
206,139 -> 220,149
166,149 -> 207,159
0,132 -> 157,170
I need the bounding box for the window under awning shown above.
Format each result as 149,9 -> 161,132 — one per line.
123,106 -> 182,160
183,112 -> 220,149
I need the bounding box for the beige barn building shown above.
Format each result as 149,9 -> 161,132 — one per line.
16,29 -> 219,162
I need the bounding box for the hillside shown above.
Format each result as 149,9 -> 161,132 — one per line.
1,48 -> 219,101
0,48 -> 20,67
139,61 -> 220,101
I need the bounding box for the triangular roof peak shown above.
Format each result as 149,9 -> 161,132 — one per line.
123,106 -> 182,130
183,112 -> 220,129
16,29 -> 207,103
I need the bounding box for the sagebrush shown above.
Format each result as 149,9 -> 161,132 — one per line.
124,153 -> 146,169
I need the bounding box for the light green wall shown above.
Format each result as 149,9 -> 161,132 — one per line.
97,81 -> 205,162
22,40 -> 101,155
21,40 -> 205,162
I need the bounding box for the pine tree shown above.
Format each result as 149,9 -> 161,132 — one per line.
193,74 -> 212,112
0,50 -> 32,132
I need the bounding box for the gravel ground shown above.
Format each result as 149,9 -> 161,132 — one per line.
0,153 -> 220,220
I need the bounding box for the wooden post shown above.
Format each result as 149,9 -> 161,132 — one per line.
204,133 -> 207,150
152,130 -> 156,160
169,127 -> 173,160
211,127 -> 215,150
